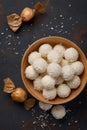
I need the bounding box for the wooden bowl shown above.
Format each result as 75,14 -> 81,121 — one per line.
21,36 -> 87,104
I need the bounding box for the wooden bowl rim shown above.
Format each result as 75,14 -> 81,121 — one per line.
21,36 -> 87,104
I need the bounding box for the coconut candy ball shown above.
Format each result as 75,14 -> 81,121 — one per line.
33,76 -> 43,91
64,47 -> 79,62
71,61 -> 84,75
32,58 -> 47,74
51,105 -> 66,119
25,65 -> 38,80
67,75 -> 81,89
41,75 -> 55,90
28,51 -> 41,65
39,43 -> 52,58
39,101 -> 53,111
43,88 -> 56,100
47,50 -> 62,63
62,65 -> 75,81
53,44 -> 66,57
57,84 -> 71,98
47,63 -> 62,78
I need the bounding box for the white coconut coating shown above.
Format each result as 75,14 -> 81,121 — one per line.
67,75 -> 81,89
32,58 -> 47,74
47,63 -> 62,78
39,101 -> 53,111
51,105 -> 66,119
47,50 -> 62,63
64,47 -> 79,62
25,65 -> 38,80
55,76 -> 64,85
43,88 -> 56,100
61,59 -> 69,67
57,84 -> 71,98
53,44 -> 66,57
41,75 -> 56,90
39,44 -> 52,58
33,76 -> 43,91
71,61 -> 84,75
62,65 -> 75,81
28,51 -> 41,64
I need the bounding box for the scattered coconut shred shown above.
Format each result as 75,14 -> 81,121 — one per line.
31,102 -> 79,129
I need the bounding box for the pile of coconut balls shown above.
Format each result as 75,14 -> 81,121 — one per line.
25,43 -> 84,100
24,43 -> 85,119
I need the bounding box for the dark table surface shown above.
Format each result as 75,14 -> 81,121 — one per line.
0,0 -> 87,130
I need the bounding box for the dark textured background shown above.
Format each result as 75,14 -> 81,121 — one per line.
0,0 -> 87,130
